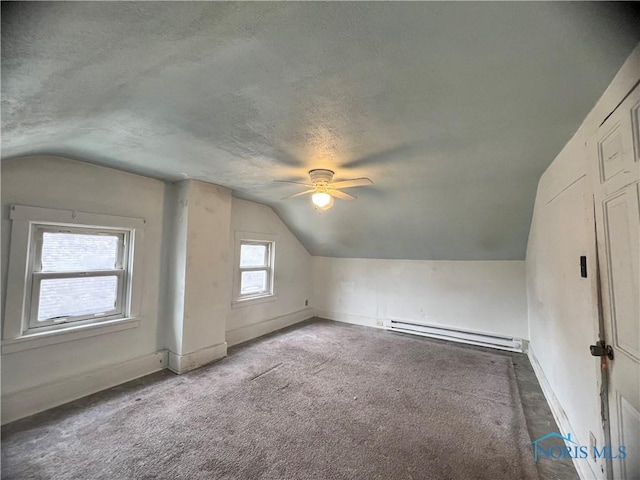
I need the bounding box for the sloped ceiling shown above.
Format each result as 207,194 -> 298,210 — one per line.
2,2 -> 639,259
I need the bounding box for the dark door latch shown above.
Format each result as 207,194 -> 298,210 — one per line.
590,340 -> 614,360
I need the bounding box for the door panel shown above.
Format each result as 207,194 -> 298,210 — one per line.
599,122 -> 627,182
599,184 -> 640,480
602,190 -> 639,361
617,394 -> 640,479
594,83 -> 640,480
595,91 -> 639,197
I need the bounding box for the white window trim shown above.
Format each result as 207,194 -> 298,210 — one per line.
2,205 -> 146,353
232,231 -> 278,308
28,225 -> 130,330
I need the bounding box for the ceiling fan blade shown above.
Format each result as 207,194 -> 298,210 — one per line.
281,189 -> 315,200
330,178 -> 373,189
329,189 -> 356,201
274,180 -> 314,187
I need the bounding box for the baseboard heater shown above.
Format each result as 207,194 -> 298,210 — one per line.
384,318 -> 523,353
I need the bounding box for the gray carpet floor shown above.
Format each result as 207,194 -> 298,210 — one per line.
2,319 -> 539,479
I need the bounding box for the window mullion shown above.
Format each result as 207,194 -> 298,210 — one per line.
33,269 -> 124,280
239,266 -> 269,273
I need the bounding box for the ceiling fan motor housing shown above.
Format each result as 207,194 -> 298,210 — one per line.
309,169 -> 335,185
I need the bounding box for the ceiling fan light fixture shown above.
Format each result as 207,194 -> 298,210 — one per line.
277,168 -> 371,209
312,191 -> 332,209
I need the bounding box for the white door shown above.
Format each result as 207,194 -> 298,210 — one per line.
592,84 -> 640,480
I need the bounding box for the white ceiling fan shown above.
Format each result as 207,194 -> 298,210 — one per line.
276,169 -> 373,210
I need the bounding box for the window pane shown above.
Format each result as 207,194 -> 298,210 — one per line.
38,276 -> 119,321
240,244 -> 267,267
41,232 -> 120,272
240,270 -> 267,295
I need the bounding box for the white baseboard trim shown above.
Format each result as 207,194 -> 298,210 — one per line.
226,307 -> 314,347
314,309 -> 384,329
1,350 -> 167,425
167,342 -> 227,374
528,347 -> 601,480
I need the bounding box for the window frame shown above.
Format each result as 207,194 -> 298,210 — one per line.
26,225 -> 131,331
232,231 -> 278,306
238,240 -> 273,299
3,205 -> 145,352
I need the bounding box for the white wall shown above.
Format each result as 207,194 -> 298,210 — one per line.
313,257 -> 528,340
525,45 -> 640,480
526,137 -> 604,478
0,158 -> 315,422
1,156 -> 167,420
164,180 -> 232,373
226,198 -> 313,346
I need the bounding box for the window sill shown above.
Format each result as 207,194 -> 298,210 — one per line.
232,295 -> 278,309
1,317 -> 140,354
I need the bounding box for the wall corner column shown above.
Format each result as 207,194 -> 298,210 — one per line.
164,179 -> 232,374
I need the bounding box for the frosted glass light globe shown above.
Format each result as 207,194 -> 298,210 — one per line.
312,192 -> 332,208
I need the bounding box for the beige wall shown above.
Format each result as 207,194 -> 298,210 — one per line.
313,257 -> 528,340
525,43 -> 640,480
1,156 -> 166,400
0,158 -> 314,422
226,198 -> 313,346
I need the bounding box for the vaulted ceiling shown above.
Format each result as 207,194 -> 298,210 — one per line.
2,2 -> 639,259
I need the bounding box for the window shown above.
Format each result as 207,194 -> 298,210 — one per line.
3,205 -> 145,350
238,240 -> 273,299
28,226 -> 130,329
233,231 -> 277,305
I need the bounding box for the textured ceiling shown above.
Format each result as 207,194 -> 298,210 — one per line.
2,2 -> 639,260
